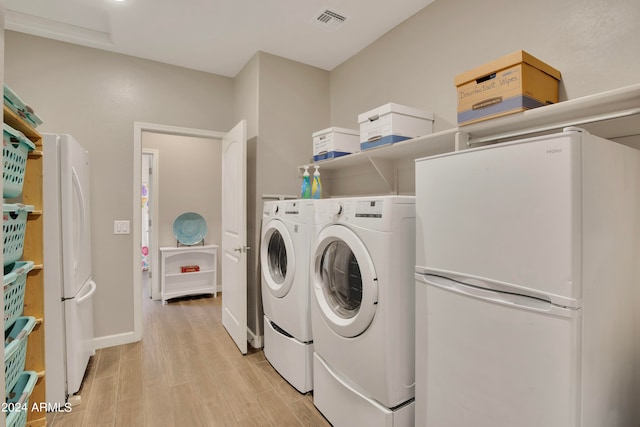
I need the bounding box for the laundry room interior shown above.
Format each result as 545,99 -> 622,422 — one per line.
2,0 -> 640,426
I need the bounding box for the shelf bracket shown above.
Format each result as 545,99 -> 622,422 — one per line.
367,156 -> 396,194
455,131 -> 469,151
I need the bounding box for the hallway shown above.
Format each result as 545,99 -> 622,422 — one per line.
47,292 -> 330,426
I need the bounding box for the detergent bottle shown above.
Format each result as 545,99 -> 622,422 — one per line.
311,164 -> 322,199
301,165 -> 311,199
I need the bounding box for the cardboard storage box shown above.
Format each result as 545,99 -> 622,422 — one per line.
358,103 -> 434,151
455,50 -> 561,126
313,127 -> 360,161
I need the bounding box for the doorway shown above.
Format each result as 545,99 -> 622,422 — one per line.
141,149 -> 159,299
132,122 -> 226,341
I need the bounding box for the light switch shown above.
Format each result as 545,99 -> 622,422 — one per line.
114,220 -> 130,234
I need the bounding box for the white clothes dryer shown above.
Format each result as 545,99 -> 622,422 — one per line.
310,196 -> 416,427
261,199 -> 315,393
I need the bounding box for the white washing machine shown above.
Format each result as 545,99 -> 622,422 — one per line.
310,196 -> 416,427
261,199 -> 315,393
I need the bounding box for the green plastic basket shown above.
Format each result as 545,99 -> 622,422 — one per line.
4,84 -> 44,129
3,204 -> 34,267
4,316 -> 36,396
3,261 -> 35,331
5,371 -> 38,427
3,124 -> 35,198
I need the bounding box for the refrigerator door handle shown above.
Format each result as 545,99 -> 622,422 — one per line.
417,273 -> 576,318
72,166 -> 87,273
76,280 -> 97,305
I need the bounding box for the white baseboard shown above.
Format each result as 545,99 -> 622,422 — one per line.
93,331 -> 138,350
248,328 -> 263,349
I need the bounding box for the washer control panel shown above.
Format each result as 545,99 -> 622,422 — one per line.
355,200 -> 383,218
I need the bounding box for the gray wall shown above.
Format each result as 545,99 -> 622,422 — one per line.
232,55 -> 261,344
4,31 -> 233,341
141,132 -> 222,285
328,0 -> 640,195
233,52 -> 329,344
331,0 -> 640,128
255,52 -> 329,341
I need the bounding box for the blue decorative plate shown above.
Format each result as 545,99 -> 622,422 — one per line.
172,212 -> 207,245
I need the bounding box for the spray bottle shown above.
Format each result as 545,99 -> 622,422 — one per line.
301,165 -> 311,199
311,164 -> 322,199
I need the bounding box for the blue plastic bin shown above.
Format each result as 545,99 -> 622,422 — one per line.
2,124 -> 35,198
3,261 -> 35,331
4,316 -> 36,396
5,371 -> 38,427
3,204 -> 34,267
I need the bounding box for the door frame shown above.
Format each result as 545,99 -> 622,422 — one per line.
141,148 -> 159,300
133,122 -> 226,341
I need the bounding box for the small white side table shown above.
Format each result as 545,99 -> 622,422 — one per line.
159,244 -> 218,304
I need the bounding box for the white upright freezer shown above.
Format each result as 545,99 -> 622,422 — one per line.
43,133 -> 96,405
414,127 -> 640,427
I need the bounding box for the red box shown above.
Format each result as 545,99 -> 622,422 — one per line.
180,265 -> 200,273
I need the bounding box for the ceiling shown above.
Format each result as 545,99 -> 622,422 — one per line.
4,0 -> 435,78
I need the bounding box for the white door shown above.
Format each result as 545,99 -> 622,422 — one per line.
142,149 -> 160,300
64,278 -> 96,395
416,273 -> 581,427
59,134 -> 97,397
221,120 -> 248,354
415,132 -> 582,307
60,134 -> 92,298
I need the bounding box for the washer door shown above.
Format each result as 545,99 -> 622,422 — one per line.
313,225 -> 378,338
261,219 -> 295,298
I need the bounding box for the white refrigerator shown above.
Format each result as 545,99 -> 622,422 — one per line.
43,134 -> 97,405
414,127 -> 640,427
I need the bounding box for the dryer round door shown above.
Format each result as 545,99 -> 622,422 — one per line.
312,225 -> 378,338
261,220 -> 295,298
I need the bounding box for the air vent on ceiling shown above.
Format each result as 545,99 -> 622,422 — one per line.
313,8 -> 347,31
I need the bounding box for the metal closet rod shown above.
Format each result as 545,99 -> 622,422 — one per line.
465,107 -> 640,146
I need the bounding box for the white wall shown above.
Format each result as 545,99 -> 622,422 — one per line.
4,31 -> 233,342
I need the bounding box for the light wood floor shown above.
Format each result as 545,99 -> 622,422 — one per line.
47,290 -> 331,427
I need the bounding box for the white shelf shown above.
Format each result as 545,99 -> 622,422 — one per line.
165,269 -> 215,278
159,245 -> 218,304
307,83 -> 640,187
310,128 -> 459,193
459,82 -> 640,145
313,128 -> 459,171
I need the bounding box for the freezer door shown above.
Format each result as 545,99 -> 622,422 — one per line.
415,274 -> 581,427
60,135 -> 93,297
415,131 -> 582,306
64,278 -> 96,396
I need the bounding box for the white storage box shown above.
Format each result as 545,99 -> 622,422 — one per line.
358,103 -> 434,150
313,127 -> 360,161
